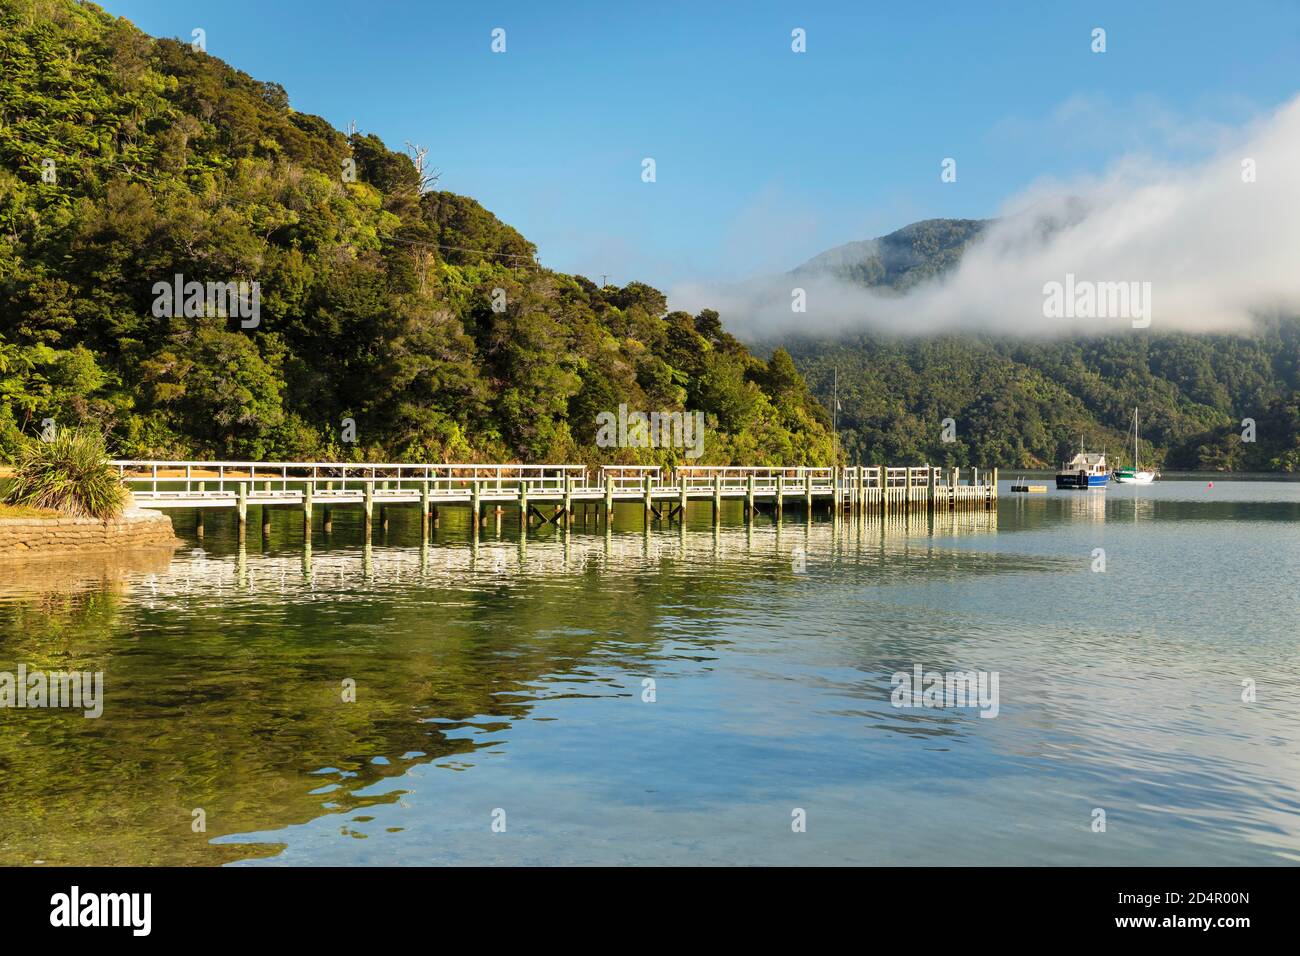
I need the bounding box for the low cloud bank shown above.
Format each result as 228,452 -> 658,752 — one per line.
672,96 -> 1300,339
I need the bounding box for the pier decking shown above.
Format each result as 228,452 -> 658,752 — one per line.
112,461 -> 998,540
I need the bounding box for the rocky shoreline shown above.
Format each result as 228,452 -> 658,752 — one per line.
0,508 -> 182,560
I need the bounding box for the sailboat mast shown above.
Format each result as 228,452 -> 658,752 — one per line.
1134,407 -> 1139,469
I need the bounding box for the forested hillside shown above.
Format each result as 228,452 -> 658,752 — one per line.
777,217 -> 1300,471
784,324 -> 1300,471
0,0 -> 834,466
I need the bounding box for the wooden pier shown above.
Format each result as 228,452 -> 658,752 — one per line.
111,460 -> 998,540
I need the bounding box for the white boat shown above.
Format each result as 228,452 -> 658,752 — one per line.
1111,469 -> 1154,484
1111,408 -> 1158,484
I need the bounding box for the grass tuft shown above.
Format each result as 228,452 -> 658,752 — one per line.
3,428 -> 127,520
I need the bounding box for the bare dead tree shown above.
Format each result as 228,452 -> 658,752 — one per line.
404,141 -> 440,194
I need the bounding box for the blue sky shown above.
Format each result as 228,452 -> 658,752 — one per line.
101,0 -> 1300,290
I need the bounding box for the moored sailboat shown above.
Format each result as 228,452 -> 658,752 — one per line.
1112,408 -> 1157,484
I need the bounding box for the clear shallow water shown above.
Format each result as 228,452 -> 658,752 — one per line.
1,480 -> 1298,866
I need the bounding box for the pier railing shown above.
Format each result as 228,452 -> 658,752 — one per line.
111,460 -> 586,493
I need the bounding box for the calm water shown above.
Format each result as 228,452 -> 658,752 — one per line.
2,480 -> 1298,866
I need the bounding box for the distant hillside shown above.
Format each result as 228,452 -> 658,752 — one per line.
792,218 -> 990,292
771,218 -> 1300,471
0,0 -> 833,466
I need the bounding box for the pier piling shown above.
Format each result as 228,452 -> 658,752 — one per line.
420,481 -> 430,536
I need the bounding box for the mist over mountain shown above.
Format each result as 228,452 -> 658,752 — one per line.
665,89 -> 1300,473
750,215 -> 1300,471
